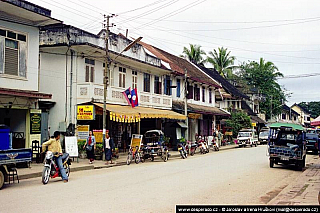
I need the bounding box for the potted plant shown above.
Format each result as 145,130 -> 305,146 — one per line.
95,143 -> 103,160
78,140 -> 87,159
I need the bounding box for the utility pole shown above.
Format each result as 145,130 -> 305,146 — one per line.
184,69 -> 188,141
103,14 -> 112,154
270,95 -> 273,122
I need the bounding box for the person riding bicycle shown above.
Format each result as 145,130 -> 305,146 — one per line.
42,131 -> 69,183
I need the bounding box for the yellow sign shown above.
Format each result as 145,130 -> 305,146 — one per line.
93,130 -> 103,143
77,105 -> 94,120
130,134 -> 143,153
188,113 -> 201,119
252,123 -> 257,127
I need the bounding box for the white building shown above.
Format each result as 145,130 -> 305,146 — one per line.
39,24 -> 185,148
277,104 -> 300,124
0,0 -> 61,148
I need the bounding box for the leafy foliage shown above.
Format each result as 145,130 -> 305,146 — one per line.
237,58 -> 286,120
226,110 -> 252,137
78,140 -> 86,153
298,102 -> 320,118
181,44 -> 206,65
206,47 -> 236,79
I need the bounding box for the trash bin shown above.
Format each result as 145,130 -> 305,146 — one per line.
0,125 -> 11,151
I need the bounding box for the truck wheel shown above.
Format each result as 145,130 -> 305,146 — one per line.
296,160 -> 304,171
269,159 -> 274,168
255,143 -> 257,147
0,171 -> 4,189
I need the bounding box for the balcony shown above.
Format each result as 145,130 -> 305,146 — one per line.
77,83 -> 104,104
77,83 -> 172,109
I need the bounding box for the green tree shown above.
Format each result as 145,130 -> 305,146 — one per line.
298,102 -> 320,118
206,47 -> 236,79
226,110 -> 252,137
237,58 -> 286,120
181,44 -> 206,65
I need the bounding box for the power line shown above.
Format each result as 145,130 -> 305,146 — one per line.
278,73 -> 320,79
118,0 -> 180,24
137,0 -> 207,29
117,0 -> 170,15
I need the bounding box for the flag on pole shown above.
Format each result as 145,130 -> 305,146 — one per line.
131,88 -> 138,108
122,87 -> 132,105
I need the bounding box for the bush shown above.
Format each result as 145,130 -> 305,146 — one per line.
95,143 -> 103,156
226,110 -> 252,137
78,140 -> 86,153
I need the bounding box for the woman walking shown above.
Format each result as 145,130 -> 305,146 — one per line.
83,131 -> 96,164
104,130 -> 115,165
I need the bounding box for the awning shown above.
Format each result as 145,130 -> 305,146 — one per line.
0,87 -> 52,99
311,116 -> 320,126
177,122 -> 188,128
188,103 -> 230,116
93,103 -> 186,122
250,115 -> 266,124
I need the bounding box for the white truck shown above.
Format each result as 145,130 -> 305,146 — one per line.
237,129 -> 258,147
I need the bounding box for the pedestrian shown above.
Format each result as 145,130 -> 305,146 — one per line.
214,129 -> 219,146
104,130 -> 115,165
83,131 -> 96,164
218,130 -> 223,146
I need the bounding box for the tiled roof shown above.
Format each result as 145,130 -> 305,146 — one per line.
172,101 -> 229,116
197,65 -> 249,100
139,41 -> 221,88
282,104 -> 299,115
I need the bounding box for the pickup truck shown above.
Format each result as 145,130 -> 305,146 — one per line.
236,129 -> 258,147
0,125 -> 32,189
305,133 -> 319,155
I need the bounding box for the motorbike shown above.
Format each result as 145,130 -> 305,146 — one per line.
42,151 -> 71,184
198,137 -> 209,154
212,138 -> 220,151
178,143 -> 188,159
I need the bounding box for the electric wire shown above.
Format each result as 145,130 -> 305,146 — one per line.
117,0 -> 170,15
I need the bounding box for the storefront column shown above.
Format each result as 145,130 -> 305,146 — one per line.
137,121 -> 141,134
26,110 -> 30,148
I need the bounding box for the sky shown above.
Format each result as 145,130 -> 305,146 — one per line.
31,0 -> 320,106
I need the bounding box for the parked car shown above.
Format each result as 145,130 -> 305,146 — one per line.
305,133 -> 319,155
259,129 -> 269,145
268,123 -> 306,171
237,129 -> 258,147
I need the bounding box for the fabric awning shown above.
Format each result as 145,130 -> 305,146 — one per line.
93,103 -> 186,121
311,116 -> 320,126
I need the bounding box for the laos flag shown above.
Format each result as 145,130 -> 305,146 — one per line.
122,87 -> 132,105
131,88 -> 138,108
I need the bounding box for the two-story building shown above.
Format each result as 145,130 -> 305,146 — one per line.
277,104 -> 300,124
0,0 -> 61,148
291,103 -> 311,127
139,41 -> 230,143
39,24 -> 185,148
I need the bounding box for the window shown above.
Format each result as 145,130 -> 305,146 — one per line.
176,79 -> 181,97
132,71 -> 137,89
143,73 -> 150,92
119,67 -> 126,88
0,28 -> 27,77
164,75 -> 172,95
307,117 -> 310,121
294,116 -> 297,121
187,83 -> 193,99
194,85 -> 200,101
202,86 -> 205,102
282,114 -> 286,120
85,58 -> 95,82
209,88 -> 212,103
154,75 -> 162,94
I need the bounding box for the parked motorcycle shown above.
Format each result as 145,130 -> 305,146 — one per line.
42,151 -> 71,184
212,138 -> 220,151
198,137 -> 209,154
178,143 -> 188,159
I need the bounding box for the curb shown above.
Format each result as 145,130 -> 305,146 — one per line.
18,145 -> 237,180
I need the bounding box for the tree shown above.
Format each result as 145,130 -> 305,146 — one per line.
237,58 -> 286,120
298,102 -> 320,118
226,110 -> 252,137
181,44 -> 206,65
206,47 -> 236,79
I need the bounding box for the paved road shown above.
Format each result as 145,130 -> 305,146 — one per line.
0,146 -> 313,213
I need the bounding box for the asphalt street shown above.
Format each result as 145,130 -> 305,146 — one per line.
0,146 -> 313,213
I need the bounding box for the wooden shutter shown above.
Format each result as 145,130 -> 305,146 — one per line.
85,65 -> 89,82
90,67 -> 94,82
19,41 -> 27,77
5,48 -> 18,75
0,37 -> 4,74
187,85 -> 193,99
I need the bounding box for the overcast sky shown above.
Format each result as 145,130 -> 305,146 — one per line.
31,0 -> 320,105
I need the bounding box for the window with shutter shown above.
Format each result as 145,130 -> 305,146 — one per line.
0,29 -> 27,77
176,79 -> 181,97
143,73 -> 150,92
202,87 -> 205,102
187,84 -> 193,99
90,67 -> 94,82
119,67 -> 126,88
85,66 -> 90,82
132,71 -> 137,89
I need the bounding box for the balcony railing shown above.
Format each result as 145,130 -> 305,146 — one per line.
77,83 -> 172,109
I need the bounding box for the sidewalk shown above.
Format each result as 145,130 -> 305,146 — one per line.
17,144 -> 237,180
268,155 -> 320,205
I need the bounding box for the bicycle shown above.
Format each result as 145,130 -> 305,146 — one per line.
126,146 -> 141,165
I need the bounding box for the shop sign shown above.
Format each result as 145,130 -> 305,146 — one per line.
130,134 -> 143,153
77,125 -> 89,140
77,105 -> 95,120
252,123 -> 257,127
188,113 -> 201,119
30,110 -> 41,134
65,136 -> 78,157
93,130 -> 103,143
